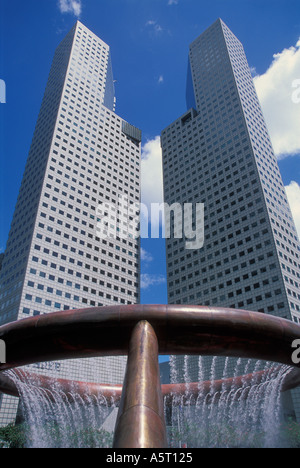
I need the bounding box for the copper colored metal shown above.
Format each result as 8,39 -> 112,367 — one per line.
113,321 -> 167,449
162,368 -> 300,405
1,305 -> 300,448
0,372 -> 20,398
281,367 -> 300,392
1,305 -> 300,373
2,367 -> 300,406
162,369 -> 275,405
0,369 -> 122,405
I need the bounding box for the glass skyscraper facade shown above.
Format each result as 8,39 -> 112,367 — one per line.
161,19 -> 300,420
0,21 -> 141,426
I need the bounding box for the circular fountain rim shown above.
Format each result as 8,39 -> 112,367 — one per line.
2,365 -> 300,404
0,304 -> 300,372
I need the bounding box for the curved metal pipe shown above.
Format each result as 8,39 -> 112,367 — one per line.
1,367 -> 300,405
0,305 -> 300,372
0,369 -> 123,405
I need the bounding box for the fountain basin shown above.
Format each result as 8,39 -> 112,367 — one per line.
1,305 -> 300,448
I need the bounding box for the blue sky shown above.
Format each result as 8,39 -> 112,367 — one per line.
0,0 -> 300,311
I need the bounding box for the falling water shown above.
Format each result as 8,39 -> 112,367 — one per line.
167,356 -> 295,448
4,370 -> 116,448
3,355 -> 297,448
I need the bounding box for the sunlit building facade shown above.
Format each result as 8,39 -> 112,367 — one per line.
161,19 -> 300,420
0,21 -> 141,426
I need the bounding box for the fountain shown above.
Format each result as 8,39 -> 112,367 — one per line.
1,305 -> 300,448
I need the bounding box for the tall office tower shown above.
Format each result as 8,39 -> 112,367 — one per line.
161,19 -> 300,420
0,21 -> 141,426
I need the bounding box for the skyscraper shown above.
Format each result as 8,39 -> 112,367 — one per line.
0,21 -> 141,426
161,19 -> 300,420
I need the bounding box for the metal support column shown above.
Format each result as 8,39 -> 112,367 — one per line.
113,320 -> 167,448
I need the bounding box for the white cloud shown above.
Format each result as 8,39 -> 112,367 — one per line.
254,39 -> 300,159
58,0 -> 82,17
141,136 -> 164,208
285,181 -> 300,238
158,75 -> 164,84
141,248 -> 153,263
168,0 -> 179,4
141,274 -> 166,290
141,136 -> 164,234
